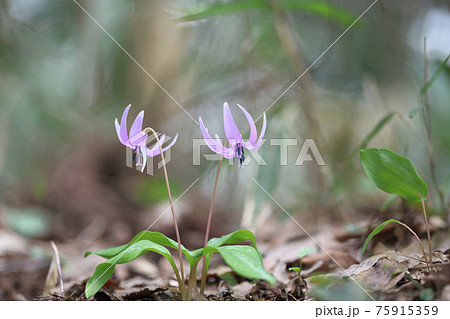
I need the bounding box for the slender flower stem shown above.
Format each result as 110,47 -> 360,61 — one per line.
418,194 -> 433,262
396,220 -> 430,272
142,127 -> 186,299
200,156 -> 224,295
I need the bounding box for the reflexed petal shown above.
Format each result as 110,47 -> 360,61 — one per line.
120,104 -> 131,144
140,146 -> 147,173
147,133 -> 178,157
223,102 -> 242,143
238,104 -> 257,144
146,134 -> 164,156
159,133 -> 177,153
243,113 -> 266,151
214,134 -> 234,158
129,110 -> 145,146
115,119 -> 125,144
199,117 -> 234,158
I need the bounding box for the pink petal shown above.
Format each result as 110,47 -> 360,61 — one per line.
147,133 -> 178,157
214,134 -> 234,158
243,113 -> 267,151
115,119 -> 125,144
199,117 -> 234,158
223,102 -> 242,143
238,104 -> 257,144
119,104 -> 131,144
146,134 -> 166,155
129,110 -> 145,146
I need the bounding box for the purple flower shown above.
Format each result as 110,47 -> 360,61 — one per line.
199,102 -> 266,167
115,104 -> 178,172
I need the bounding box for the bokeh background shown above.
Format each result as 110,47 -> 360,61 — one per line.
0,0 -> 449,300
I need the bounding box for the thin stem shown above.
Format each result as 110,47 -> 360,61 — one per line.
199,157 -> 223,295
418,194 -> 432,258
142,127 -> 186,299
396,219 -> 430,272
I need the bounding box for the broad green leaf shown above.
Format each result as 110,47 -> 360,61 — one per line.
360,148 -> 428,202
85,243 -> 127,259
85,240 -> 178,298
85,229 -> 261,266
207,229 -> 257,249
85,231 -> 198,265
204,245 -> 275,285
85,263 -> 115,299
177,0 -> 268,21
85,229 -> 272,289
361,218 -> 403,256
279,0 -> 358,27
200,229 -> 262,280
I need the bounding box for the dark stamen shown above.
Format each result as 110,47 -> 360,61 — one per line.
132,149 -> 137,164
239,145 -> 245,167
234,143 -> 245,167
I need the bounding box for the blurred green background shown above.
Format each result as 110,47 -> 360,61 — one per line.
0,0 -> 449,243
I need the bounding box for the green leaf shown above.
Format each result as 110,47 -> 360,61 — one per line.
207,229 -> 257,249
200,229 -> 263,280
289,266 -> 301,274
85,244 -> 127,259
361,218 -> 403,256
85,229 -> 262,268
360,148 -> 428,202
85,229 -> 272,289
204,245 -> 275,285
85,231 -> 198,265
177,0 -> 269,21
279,0 -> 359,27
299,247 -> 316,259
85,263 -> 115,299
85,240 -> 179,298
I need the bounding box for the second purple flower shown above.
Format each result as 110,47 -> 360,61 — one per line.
199,102 -> 267,167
